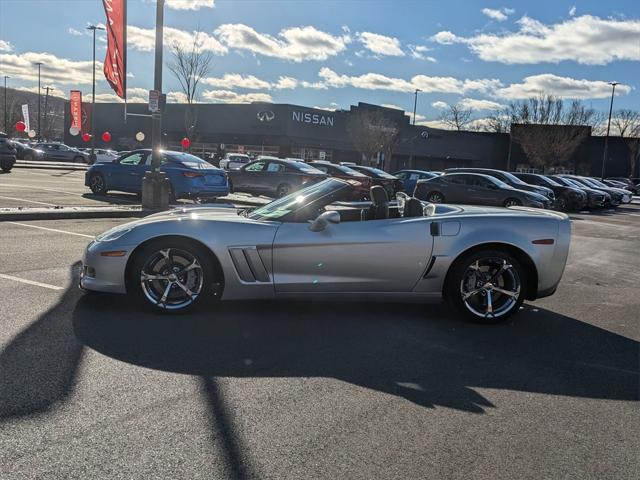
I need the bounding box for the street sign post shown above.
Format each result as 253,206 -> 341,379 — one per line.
148,89 -> 160,113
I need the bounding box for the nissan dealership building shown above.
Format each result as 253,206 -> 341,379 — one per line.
64,100 -> 633,176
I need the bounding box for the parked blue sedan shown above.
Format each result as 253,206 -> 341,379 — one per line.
85,149 -> 229,201
392,169 -> 439,194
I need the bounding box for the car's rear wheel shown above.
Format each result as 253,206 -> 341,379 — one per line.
556,196 -> 567,211
73,155 -> 85,163
446,249 -> 526,323
89,173 -> 107,195
276,183 -> 292,198
128,240 -> 217,311
228,179 -> 234,193
24,153 -> 33,161
503,198 -> 521,207
427,191 -> 444,203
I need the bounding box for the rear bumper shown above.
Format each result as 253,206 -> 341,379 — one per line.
180,186 -> 230,199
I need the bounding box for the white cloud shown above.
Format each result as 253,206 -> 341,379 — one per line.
356,32 -> 404,57
495,74 -> 632,99
87,87 -> 149,103
0,40 -> 13,52
201,89 -> 272,103
430,31 -> 463,45
409,45 -> 436,62
0,51 -> 95,84
167,91 -> 189,103
313,102 -> 340,111
458,98 -> 504,110
569,5 -> 576,16
214,24 -> 350,62
274,76 -> 298,89
300,80 -> 328,90
128,25 -> 227,54
462,78 -> 503,93
67,28 -> 83,36
419,119 -> 454,129
166,0 -> 215,10
481,8 -> 510,22
431,101 -> 449,110
433,15 -> 640,65
202,73 -> 271,90
15,85 -> 67,99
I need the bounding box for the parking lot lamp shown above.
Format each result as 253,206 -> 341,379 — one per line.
87,24 -> 105,163
412,88 -> 421,126
34,62 -> 43,140
3,75 -> 8,134
601,81 -> 619,180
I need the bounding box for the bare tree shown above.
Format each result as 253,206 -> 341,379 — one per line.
507,94 -> 594,172
347,109 -> 399,167
167,32 -> 213,143
439,103 -> 472,131
611,109 -> 640,137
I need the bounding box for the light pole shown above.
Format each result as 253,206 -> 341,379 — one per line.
87,24 -> 105,163
43,86 -> 53,140
34,62 -> 43,140
601,81 -> 619,180
3,75 -> 8,134
412,88 -> 421,125
142,0 -> 170,210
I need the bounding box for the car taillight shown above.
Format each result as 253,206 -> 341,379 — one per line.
182,171 -> 204,178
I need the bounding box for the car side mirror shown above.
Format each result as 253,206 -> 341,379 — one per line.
309,210 -> 341,232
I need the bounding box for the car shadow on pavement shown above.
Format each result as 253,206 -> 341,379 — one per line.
0,263 -> 84,419
72,293 -> 639,414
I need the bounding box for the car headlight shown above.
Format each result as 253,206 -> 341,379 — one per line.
95,226 -> 133,242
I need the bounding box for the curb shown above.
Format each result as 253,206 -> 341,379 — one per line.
14,160 -> 88,171
0,207 -> 147,221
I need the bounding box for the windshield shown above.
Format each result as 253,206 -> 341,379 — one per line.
292,161 -> 325,174
576,177 -> 600,188
500,171 -> 528,185
562,178 -> 586,189
165,152 -> 213,169
536,175 -> 561,187
248,179 -> 349,221
587,178 -> 609,188
486,176 -> 511,189
363,167 -> 396,179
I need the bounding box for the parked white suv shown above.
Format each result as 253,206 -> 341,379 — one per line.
219,153 -> 251,170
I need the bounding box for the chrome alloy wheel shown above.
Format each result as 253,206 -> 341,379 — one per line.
459,257 -> 521,320
140,248 -> 204,310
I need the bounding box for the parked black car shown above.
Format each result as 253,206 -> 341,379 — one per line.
513,173 -> 587,211
608,177 -> 639,194
228,158 -> 327,198
307,161 -> 372,200
10,140 -> 44,160
547,175 -> 609,209
561,176 -> 627,206
446,168 -> 555,202
0,135 -> 17,172
349,165 -> 402,197
35,143 -> 89,163
414,172 -> 551,208
603,179 -> 638,195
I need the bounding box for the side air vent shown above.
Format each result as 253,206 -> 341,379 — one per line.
229,247 -> 270,283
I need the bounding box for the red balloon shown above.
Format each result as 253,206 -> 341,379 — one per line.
102,131 -> 112,142
15,121 -> 26,132
181,137 -> 190,149
82,133 -> 91,142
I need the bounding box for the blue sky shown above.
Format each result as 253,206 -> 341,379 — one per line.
0,0 -> 638,127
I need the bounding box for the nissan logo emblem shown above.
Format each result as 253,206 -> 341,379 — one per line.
257,110 -> 275,122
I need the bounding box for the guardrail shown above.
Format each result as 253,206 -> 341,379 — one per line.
14,160 -> 89,170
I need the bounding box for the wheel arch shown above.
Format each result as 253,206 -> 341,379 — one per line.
443,242 -> 538,301
124,234 -> 225,294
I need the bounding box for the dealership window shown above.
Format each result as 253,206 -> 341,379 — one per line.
291,147 -> 332,162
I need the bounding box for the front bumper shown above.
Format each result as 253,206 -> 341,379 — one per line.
79,240 -> 132,294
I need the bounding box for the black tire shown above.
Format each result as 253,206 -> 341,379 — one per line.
24,153 -> 33,161
89,173 -> 107,195
446,249 -> 526,324
427,191 -> 444,203
127,238 -> 219,312
228,179 -> 234,194
168,184 -> 177,204
1,166 -> 11,173
276,183 -> 292,198
73,156 -> 85,163
556,196 -> 568,211
503,198 -> 521,208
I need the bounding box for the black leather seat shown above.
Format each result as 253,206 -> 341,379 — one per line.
404,198 -> 424,217
369,185 -> 389,220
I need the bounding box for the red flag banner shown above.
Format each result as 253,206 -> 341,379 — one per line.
102,0 -> 126,99
70,90 -> 82,129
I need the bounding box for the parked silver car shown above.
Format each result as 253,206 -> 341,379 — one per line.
36,143 -> 89,163
219,153 -> 251,170
81,179 -> 571,323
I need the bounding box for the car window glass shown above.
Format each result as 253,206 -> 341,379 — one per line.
395,172 -> 407,180
119,153 -> 145,166
313,165 -> 328,173
245,161 -> 265,172
267,162 -> 284,172
445,175 -> 465,184
409,173 -> 420,180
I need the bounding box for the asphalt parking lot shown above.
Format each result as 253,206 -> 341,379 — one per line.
0,203 -> 638,479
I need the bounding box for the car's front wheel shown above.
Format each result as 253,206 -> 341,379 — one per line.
89,173 -> 107,195
446,249 -> 526,323
556,196 -> 567,211
503,198 -> 521,207
128,239 -> 217,311
426,191 -> 444,203
276,183 -> 292,198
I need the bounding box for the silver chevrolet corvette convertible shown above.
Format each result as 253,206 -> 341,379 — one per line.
81,178 -> 571,323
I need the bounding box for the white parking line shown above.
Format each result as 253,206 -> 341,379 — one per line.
8,222 -> 95,238
0,183 -> 85,196
0,195 -> 57,206
0,273 -> 63,290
